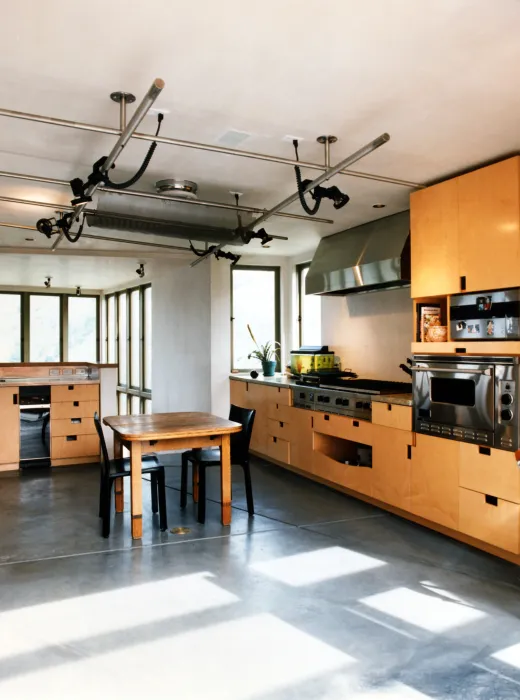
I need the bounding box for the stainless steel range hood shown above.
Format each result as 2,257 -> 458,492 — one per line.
306,211 -> 410,295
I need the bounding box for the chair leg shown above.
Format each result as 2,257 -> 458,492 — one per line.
180,453 -> 188,508
150,473 -> 159,513
99,476 -> 106,518
242,460 -> 254,516
197,464 -> 206,524
157,469 -> 168,531
102,481 -> 113,538
192,460 -> 199,503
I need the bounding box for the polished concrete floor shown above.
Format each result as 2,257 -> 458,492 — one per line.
1,455 -> 520,699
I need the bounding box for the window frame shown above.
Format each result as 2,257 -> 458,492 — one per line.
230,265 -> 281,372
0,291 -> 100,363
104,282 -> 151,414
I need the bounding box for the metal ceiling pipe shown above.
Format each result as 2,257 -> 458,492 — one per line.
0,170 -> 334,224
0,107 -> 423,189
52,78 -> 165,251
0,221 -> 191,252
248,133 -> 391,231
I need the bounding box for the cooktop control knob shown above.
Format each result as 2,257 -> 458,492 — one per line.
363,402 -> 371,410
323,396 -> 330,403
335,398 -> 343,406
355,401 -> 363,409
501,409 -> 513,422
342,399 -> 350,406
501,393 -> 514,406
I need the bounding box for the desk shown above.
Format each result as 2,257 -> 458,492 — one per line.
103,412 -> 242,539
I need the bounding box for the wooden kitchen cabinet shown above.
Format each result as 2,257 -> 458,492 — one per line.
410,433 -> 460,529
459,487 -> 520,554
372,402 -> 412,432
458,156 -> 520,292
0,387 -> 19,469
459,442 -> 520,504
287,407 -> 315,473
229,378 -> 250,408
410,178 -> 460,298
372,425 -> 413,510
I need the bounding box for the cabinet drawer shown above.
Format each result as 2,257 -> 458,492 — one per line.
51,400 -> 99,420
265,436 -> 290,464
459,443 -> 520,504
267,402 -> 294,422
51,384 -> 99,403
313,412 -> 372,445
372,402 -> 412,431
51,417 -> 96,437
313,449 -> 372,496
51,434 -> 100,460
459,487 -> 520,554
266,418 -> 291,440
268,386 -> 291,406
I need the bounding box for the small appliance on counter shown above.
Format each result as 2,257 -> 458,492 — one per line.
290,346 -> 335,375
450,287 -> 520,340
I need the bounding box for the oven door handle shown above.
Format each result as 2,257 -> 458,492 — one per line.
411,367 -> 493,376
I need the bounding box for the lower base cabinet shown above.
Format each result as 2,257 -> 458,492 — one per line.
372,425 -> 413,510
459,487 -> 520,554
410,433 -> 460,530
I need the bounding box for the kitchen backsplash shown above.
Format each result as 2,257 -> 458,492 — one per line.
321,287 -> 413,381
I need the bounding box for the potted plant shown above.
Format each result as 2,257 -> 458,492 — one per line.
247,325 -> 280,377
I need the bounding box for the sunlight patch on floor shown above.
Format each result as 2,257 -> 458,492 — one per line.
360,586 -> 486,633
0,613 -> 355,699
492,642 -> 520,669
250,546 -> 386,586
0,572 -> 238,661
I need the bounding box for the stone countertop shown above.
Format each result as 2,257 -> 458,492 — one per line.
230,374 -> 414,406
230,373 -> 298,388
371,393 -> 413,407
0,378 -> 100,386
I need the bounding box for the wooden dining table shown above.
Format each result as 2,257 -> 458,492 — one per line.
103,412 -> 242,539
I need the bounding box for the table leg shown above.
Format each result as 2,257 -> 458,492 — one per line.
113,434 -> 124,513
220,434 -> 232,526
130,441 -> 143,539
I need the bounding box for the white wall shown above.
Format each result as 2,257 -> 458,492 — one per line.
210,258 -> 231,417
152,262 -> 212,413
321,287 -> 413,381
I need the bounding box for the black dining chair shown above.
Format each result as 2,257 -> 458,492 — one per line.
94,413 -> 168,537
180,405 -> 255,524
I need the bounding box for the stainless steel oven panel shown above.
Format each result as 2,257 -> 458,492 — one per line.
413,358 -> 496,433
292,387 -> 316,410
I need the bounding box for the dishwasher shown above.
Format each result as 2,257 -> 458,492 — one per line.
19,385 -> 51,468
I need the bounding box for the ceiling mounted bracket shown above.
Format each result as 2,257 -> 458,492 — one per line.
110,91 -> 136,131
317,135 -> 337,168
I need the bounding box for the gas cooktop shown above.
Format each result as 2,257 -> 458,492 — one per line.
297,375 -> 412,395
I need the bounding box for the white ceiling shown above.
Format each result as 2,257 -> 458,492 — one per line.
1,0 -> 520,287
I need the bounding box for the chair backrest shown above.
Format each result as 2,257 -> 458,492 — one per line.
94,412 -> 111,478
228,404 -> 256,463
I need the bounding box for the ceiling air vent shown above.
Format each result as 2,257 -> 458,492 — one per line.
155,179 -> 198,199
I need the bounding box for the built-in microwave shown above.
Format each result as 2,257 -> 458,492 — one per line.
412,355 -> 519,451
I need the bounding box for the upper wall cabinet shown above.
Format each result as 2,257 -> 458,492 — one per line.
458,157 -> 520,293
411,156 -> 520,298
410,178 -> 460,298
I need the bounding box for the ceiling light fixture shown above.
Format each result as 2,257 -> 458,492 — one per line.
76,286 -> 81,296
44,276 -> 51,288
136,263 -> 145,278
373,203 -> 386,208
25,237 -> 34,241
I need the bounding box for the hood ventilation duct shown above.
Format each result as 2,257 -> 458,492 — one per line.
306,210 -> 410,295
85,190 -> 252,246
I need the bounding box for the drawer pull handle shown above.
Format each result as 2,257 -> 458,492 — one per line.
324,415 -> 330,421
13,393 -> 18,405
68,385 -> 74,390
66,435 -> 78,442
353,420 -> 359,427
71,418 -> 82,424
407,445 -> 412,460
387,404 -> 392,411
455,348 -> 467,354
273,437 -> 277,443
460,275 -> 466,291
479,446 -> 491,456
485,494 -> 498,507
73,401 -> 79,407
279,421 -> 284,428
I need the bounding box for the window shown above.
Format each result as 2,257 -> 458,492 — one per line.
30,295 -> 61,362
231,266 -> 280,371
68,297 -> 98,362
297,263 -> 321,347
105,283 -> 151,415
0,293 -> 21,361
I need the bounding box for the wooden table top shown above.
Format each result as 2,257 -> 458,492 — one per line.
103,412 -> 242,441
